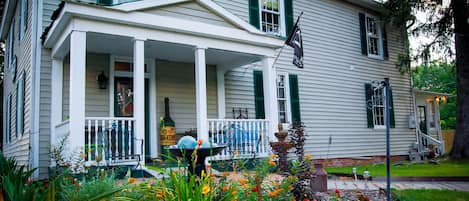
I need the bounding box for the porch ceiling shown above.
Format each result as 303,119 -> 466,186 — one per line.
85,32 -> 262,67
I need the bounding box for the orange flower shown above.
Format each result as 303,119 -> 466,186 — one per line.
202,185 -> 210,195
233,150 -> 239,156
305,154 -> 312,160
239,178 -> 248,185
271,154 -> 278,159
268,191 -> 278,198
155,192 -> 163,198
269,159 -> 276,167
128,177 -> 136,184
242,184 -> 250,189
222,186 -> 229,191
231,190 -> 238,196
80,153 -> 87,159
197,139 -> 203,146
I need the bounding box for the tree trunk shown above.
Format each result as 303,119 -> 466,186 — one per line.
450,0 -> 469,159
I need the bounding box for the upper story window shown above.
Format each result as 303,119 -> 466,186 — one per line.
261,0 -> 282,35
359,13 -> 388,59
365,16 -> 382,57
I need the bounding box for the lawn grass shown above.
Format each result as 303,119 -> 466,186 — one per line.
393,189 -> 469,201
325,159 -> 469,177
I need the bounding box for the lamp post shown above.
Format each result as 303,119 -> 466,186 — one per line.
371,78 -> 391,201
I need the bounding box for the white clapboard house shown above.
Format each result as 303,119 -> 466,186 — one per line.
1,0 -> 429,178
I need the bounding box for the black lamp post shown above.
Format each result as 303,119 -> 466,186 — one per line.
97,71 -> 108,89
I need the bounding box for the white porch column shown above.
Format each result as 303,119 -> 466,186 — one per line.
134,38 -> 146,164
262,57 -> 279,140
51,59 -> 63,146
69,31 -> 86,155
195,47 -> 208,141
217,67 -> 226,119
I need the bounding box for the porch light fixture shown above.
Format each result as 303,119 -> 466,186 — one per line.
97,71 -> 109,89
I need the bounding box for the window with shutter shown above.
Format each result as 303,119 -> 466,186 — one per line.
253,70 -> 265,119
289,74 -> 301,125
16,74 -> 25,137
364,83 -> 395,129
250,0 -> 292,37
277,73 -> 290,123
19,0 -> 27,41
359,13 -> 388,59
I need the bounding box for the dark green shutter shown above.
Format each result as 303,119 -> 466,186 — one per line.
359,13 -> 368,56
289,74 -> 301,125
365,83 -> 374,128
382,25 -> 389,59
388,89 -> 395,128
253,70 -> 265,119
249,0 -> 260,29
285,0 -> 294,36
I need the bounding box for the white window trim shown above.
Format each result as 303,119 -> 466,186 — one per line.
365,14 -> 384,60
16,74 -> 25,139
19,0 -> 26,41
5,94 -> 12,144
371,86 -> 386,130
108,55 -> 151,117
277,72 -> 291,124
258,0 -> 286,37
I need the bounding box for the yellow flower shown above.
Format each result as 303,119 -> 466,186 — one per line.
202,185 -> 210,195
305,154 -> 312,160
269,159 -> 276,167
127,177 -> 136,184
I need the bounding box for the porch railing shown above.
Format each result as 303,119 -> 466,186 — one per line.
207,119 -> 270,161
85,117 -> 140,165
417,130 -> 444,157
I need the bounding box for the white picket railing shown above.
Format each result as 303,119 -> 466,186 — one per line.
417,130 -> 444,157
207,119 -> 270,160
85,117 -> 141,165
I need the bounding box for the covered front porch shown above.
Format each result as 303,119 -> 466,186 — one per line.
44,1 -> 283,166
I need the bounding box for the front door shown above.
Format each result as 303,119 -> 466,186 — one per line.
418,106 -> 427,134
114,77 -> 150,159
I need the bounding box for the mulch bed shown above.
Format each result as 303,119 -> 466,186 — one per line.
313,189 -> 387,201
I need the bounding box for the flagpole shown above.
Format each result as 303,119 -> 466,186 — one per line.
271,11 -> 304,68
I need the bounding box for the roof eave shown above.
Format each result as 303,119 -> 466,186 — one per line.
343,0 -> 382,13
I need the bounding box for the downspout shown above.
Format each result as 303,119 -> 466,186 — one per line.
30,0 -> 43,178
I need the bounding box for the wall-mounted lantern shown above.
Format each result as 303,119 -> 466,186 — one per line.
97,71 -> 108,89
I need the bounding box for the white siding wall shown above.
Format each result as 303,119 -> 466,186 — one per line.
156,61 -> 217,133
3,0 -> 34,168
62,53 -> 110,119
146,2 -> 235,28
38,0 -> 61,177
215,0 -> 416,158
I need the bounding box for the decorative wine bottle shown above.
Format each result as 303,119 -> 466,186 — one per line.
160,97 -> 176,146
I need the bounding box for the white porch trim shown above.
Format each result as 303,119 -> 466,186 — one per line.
262,57 -> 279,140
50,59 -> 63,146
216,67 -> 226,119
68,30 -> 87,155
133,38 -> 146,164
195,47 -> 208,141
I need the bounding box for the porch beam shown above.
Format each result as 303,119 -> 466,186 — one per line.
68,30 -> 86,155
216,67 -> 226,119
133,38 -> 146,164
51,59 -> 63,146
262,57 -> 279,140
195,47 -> 208,141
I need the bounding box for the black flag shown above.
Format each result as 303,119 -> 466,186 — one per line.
286,22 -> 304,68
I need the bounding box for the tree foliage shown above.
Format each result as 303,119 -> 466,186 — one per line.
413,62 -> 456,129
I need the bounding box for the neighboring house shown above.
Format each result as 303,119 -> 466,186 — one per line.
1,0 -> 418,178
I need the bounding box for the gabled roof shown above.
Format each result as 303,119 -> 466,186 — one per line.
112,0 -> 263,34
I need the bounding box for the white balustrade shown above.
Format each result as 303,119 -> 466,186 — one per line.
418,130 -> 444,156
84,117 -> 138,165
207,119 -> 270,160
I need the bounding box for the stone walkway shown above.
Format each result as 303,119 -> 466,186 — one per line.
329,179 -> 469,192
